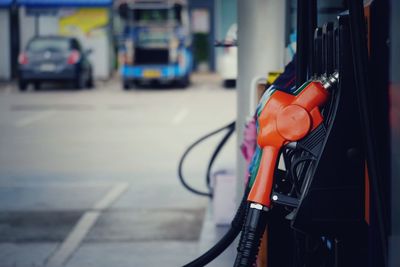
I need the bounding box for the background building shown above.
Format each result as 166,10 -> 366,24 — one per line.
17,0 -> 115,79
0,0 -> 12,80
215,0 -> 237,73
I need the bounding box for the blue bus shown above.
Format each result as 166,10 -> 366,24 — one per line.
118,0 -> 192,89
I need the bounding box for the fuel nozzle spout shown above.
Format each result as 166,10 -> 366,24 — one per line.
321,71 -> 340,90
233,204 -> 269,267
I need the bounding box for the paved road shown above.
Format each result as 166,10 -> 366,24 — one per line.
0,75 -> 236,267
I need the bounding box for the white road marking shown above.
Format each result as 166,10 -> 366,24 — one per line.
15,111 -> 56,128
45,211 -> 100,267
172,108 -> 189,125
93,182 -> 129,210
45,182 -> 129,267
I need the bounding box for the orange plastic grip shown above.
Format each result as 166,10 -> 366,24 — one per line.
248,81 -> 329,207
249,146 -> 280,207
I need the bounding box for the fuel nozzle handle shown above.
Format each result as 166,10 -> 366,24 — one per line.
234,73 -> 339,267
248,72 -> 339,209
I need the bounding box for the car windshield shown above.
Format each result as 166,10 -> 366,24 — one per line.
28,39 -> 70,52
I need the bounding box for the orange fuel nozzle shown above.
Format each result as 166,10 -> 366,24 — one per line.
248,73 -> 339,208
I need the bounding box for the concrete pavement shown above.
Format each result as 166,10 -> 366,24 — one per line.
0,74 -> 237,267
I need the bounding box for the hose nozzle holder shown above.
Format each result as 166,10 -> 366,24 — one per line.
321,71 -> 340,90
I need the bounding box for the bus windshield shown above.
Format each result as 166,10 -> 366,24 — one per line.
137,30 -> 171,48
134,9 -> 171,23
118,4 -> 183,25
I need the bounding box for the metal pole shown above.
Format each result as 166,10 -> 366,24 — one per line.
35,14 -> 39,37
236,0 -> 286,200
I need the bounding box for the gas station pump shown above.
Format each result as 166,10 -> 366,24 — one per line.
182,0 -> 394,266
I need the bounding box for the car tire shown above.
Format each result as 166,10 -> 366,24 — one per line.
123,80 -> 131,90
177,75 -> 190,88
18,80 -> 28,91
223,79 -> 236,88
87,73 -> 94,89
33,82 -> 41,90
74,74 -> 84,89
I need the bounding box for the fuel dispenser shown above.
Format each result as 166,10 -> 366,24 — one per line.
182,0 -> 391,266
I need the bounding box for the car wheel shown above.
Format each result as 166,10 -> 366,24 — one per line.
33,82 -> 41,90
18,80 -> 28,91
177,75 -> 190,88
223,79 -> 236,88
87,73 -> 94,89
74,74 -> 84,89
123,80 -> 131,90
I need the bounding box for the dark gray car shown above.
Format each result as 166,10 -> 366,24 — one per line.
18,36 -> 94,91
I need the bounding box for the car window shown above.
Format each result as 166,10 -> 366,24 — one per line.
28,39 -> 70,52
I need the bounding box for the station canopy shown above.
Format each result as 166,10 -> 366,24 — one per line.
0,0 -> 12,7
17,0 -> 113,7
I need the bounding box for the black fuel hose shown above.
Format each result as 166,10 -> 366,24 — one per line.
205,122 -> 236,194
182,185 -> 250,267
178,121 -> 236,197
234,206 -> 269,267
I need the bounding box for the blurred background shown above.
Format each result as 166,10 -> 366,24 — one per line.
0,0 -> 399,267
0,0 -> 239,266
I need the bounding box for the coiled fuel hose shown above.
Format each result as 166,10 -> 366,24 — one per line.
178,121 -> 236,198
183,185 -> 250,267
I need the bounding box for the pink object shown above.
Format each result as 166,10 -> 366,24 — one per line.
240,116 -> 257,183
